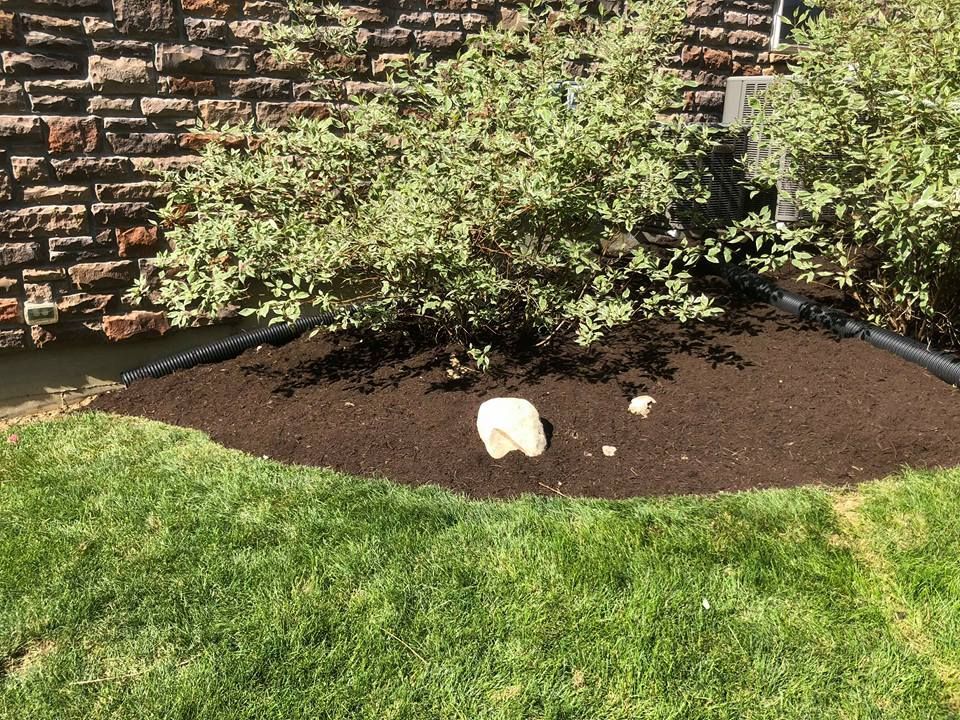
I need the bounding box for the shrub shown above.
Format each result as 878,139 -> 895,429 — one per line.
712,0 -> 960,345
144,0 -> 720,361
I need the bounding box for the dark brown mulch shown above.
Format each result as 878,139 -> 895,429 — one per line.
92,293 -> 960,499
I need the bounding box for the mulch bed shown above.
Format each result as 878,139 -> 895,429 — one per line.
92,290 -> 960,499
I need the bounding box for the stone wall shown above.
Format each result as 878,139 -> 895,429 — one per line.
0,0 -> 779,351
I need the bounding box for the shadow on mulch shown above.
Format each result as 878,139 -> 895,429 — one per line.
93,293 -> 960,499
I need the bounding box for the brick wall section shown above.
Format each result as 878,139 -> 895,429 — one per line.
0,0 -> 781,351
679,0 -> 781,120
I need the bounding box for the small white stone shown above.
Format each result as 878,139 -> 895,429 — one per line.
602,445 -> 617,457
628,395 -> 656,418
476,397 -> 547,459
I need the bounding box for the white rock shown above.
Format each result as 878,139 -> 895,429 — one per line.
602,445 -> 617,457
628,395 -> 656,418
476,398 -> 547,459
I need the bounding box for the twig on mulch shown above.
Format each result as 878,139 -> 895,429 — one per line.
537,482 -> 571,498
383,629 -> 429,665
69,657 -> 195,686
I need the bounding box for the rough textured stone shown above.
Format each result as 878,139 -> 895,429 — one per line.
82,16 -> 114,37
114,0 -> 177,36
199,99 -> 253,126
30,94 -> 87,113
21,14 -> 84,36
92,39 -> 155,57
256,101 -> 331,127
136,258 -> 163,303
243,0 -> 289,21
357,27 -> 413,49
117,225 -> 160,256
22,268 -> 66,283
181,0 -> 240,17
415,30 -> 464,50
0,330 -> 26,351
11,156 -> 49,183
46,116 -> 100,154
92,202 -> 155,226
26,283 -> 56,305
158,75 -> 217,96
58,292 -> 113,316
694,89 -> 725,110
185,17 -> 229,42
228,20 -> 268,43
28,283 -> 59,306
30,0 -> 106,9
461,13 -> 488,30
179,131 -> 246,150
69,261 -> 138,289
1,51 -> 79,75
727,29 -> 770,47
0,115 -> 41,141
0,276 -> 20,295
252,49 -> 308,76
0,242 -> 42,268
51,156 -> 132,181
108,132 -> 178,154
104,117 -> 149,133
140,97 -> 196,116
156,44 -> 251,74
0,79 -> 25,111
702,48 -> 732,71
49,235 -> 111,262
229,77 -> 290,99
0,12 -> 17,44
25,79 -> 89,95
89,55 -> 155,94
398,11 -> 432,26
344,5 -> 390,23
687,0 -> 723,22
131,155 -> 198,175
0,298 -> 20,324
0,206 -> 87,239
96,181 -> 169,202
23,184 -> 92,203
103,311 -> 170,341
476,398 -> 547,459
432,12 -> 462,28
24,31 -> 86,53
88,96 -> 139,114
370,53 -> 409,77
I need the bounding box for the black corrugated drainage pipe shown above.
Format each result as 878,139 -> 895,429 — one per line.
122,268 -> 960,388
120,312 -> 338,386
721,263 -> 960,387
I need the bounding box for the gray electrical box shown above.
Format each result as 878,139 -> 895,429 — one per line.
23,301 -> 58,326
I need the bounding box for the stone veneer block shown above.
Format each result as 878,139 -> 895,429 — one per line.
113,0 -> 177,36
156,44 -> 252,74
89,55 -> 155,94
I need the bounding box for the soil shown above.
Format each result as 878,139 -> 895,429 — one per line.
92,288 -> 960,499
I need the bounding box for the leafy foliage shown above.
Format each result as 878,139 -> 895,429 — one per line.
147,0 -> 720,354
712,0 -> 960,344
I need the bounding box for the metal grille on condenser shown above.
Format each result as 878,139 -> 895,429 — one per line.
669,132 -> 748,229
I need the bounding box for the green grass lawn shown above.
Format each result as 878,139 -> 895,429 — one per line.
2,413 -> 960,719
